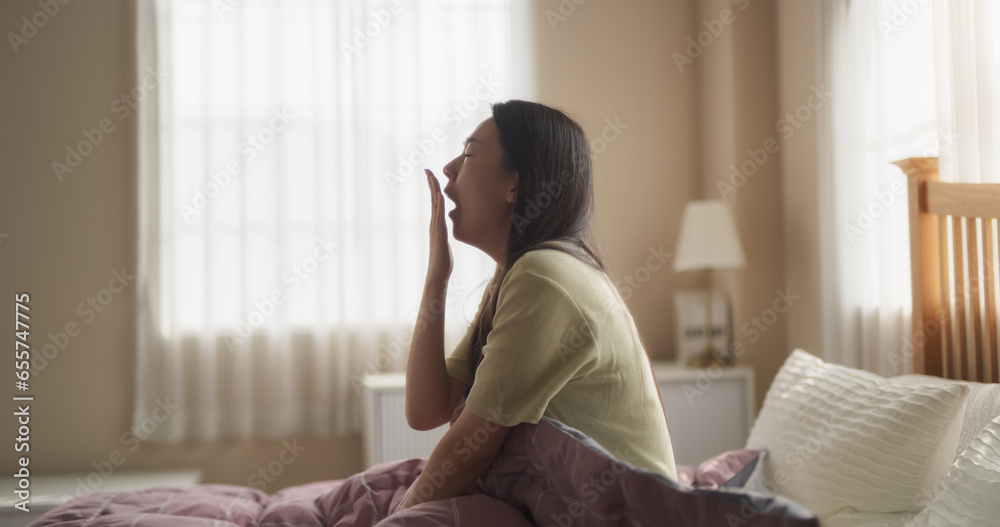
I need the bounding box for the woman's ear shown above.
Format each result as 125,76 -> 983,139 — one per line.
506,172 -> 518,204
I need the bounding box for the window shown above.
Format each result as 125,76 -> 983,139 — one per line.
818,0 -> 1000,376
135,0 -> 533,439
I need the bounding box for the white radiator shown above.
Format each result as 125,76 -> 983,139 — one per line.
361,373 -> 449,468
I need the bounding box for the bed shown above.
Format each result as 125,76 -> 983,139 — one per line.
734,156 -> 1000,527
26,156 -> 1000,526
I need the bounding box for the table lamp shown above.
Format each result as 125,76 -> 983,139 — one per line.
673,200 -> 746,368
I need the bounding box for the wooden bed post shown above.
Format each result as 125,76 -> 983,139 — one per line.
892,157 -> 943,377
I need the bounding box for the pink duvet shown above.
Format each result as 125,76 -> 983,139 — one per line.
29,399 -> 818,526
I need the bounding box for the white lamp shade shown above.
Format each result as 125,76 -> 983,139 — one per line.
673,200 -> 746,271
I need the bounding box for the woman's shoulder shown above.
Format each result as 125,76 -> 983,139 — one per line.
504,243 -> 612,301
510,241 -> 598,276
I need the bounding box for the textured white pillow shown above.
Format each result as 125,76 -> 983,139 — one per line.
891,374 -> 1000,459
745,349 -> 970,518
906,415 -> 1000,526
953,383 -> 1000,454
888,374 -> 967,508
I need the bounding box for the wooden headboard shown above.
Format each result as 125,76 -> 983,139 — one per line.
893,157 -> 1000,382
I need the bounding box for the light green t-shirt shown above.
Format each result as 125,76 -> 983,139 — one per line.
445,245 -> 678,480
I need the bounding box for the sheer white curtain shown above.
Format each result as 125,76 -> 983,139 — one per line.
818,0 -> 939,376
932,0 -> 1000,185
135,0 -> 533,440
817,0 -> 1000,376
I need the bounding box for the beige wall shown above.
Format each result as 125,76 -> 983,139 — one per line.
0,0 -> 817,489
776,0 -> 823,359
0,0 -> 358,491
533,0 -> 701,362
698,0 -> 788,417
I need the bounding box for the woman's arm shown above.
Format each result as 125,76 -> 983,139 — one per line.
405,169 -> 457,431
404,276 -> 454,431
396,405 -> 510,511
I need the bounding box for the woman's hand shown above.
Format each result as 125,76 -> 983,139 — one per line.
425,169 -> 453,283
393,481 -> 423,514
393,406 -> 510,514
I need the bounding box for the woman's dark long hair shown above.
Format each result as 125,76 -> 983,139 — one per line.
464,99 -> 608,385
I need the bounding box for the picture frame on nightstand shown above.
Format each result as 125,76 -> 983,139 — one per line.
674,288 -> 731,365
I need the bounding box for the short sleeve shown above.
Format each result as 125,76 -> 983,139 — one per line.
463,267 -> 595,427
445,323 -> 474,387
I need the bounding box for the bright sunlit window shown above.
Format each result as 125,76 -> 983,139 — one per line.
135,0 -> 532,439
156,0 -> 524,335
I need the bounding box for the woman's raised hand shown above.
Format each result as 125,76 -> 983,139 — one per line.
425,169 -> 453,283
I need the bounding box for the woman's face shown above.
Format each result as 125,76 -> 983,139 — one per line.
442,117 -> 518,260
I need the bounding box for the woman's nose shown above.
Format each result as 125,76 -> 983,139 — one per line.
442,160 -> 457,180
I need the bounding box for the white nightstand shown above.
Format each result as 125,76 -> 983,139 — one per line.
362,373 -> 449,468
0,469 -> 202,527
652,362 -> 755,466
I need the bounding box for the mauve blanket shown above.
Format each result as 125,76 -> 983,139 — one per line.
29,400 -> 818,527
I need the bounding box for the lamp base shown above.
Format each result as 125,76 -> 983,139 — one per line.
686,347 -> 736,369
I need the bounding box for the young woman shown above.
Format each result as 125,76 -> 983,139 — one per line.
397,99 -> 676,512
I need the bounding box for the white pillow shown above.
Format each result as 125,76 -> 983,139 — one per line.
891,373 -> 1000,509
951,382 -> 1000,457
906,415 -> 1000,526
745,349 -> 970,518
887,374 -> 967,508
